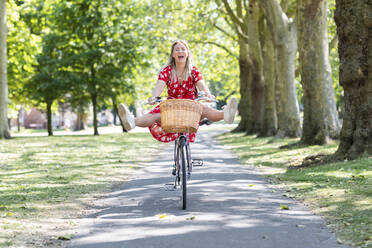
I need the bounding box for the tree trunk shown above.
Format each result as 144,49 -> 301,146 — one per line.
46,100 -> 53,136
260,18 -> 278,137
113,106 -> 118,125
90,64 -> 99,136
298,0 -> 340,145
324,71 -> 341,139
91,92 -> 98,136
220,0 -> 255,133
17,108 -> 21,132
0,0 -> 10,139
75,108 -> 86,131
233,39 -> 253,133
247,0 -> 265,134
333,0 -> 372,159
260,0 -> 302,138
112,101 -> 126,132
59,102 -> 65,128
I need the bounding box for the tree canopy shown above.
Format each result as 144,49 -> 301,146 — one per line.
2,0 -> 367,160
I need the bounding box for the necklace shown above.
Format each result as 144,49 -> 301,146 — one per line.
176,71 -> 183,83
175,65 -> 185,83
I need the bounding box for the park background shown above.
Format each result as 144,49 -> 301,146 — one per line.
0,0 -> 371,247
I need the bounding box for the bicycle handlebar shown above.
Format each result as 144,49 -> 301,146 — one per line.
147,91 -> 217,105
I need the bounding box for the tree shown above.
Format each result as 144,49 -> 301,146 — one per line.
178,1 -> 240,108
218,0 -> 266,134
7,0 -> 40,132
260,18 -> 277,136
0,0 -> 10,139
333,0 -> 372,159
297,0 -> 341,145
244,0 -> 265,134
54,0 -> 140,135
26,33 -> 70,136
260,0 -> 302,138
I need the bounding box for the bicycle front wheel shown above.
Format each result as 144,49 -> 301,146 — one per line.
179,136 -> 187,210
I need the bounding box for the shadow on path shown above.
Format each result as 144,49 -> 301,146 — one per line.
67,130 -> 348,248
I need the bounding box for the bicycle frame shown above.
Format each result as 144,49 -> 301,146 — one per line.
174,135 -> 192,176
149,94 -> 211,210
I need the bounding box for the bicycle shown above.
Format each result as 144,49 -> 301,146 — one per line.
150,92 -> 214,210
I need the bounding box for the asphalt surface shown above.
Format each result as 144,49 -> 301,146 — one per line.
67,129 -> 349,248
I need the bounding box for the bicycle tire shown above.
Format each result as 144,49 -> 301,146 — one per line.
185,141 -> 192,177
179,137 -> 187,210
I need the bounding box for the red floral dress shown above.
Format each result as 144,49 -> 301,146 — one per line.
148,65 -> 203,143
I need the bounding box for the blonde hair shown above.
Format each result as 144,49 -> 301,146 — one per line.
164,40 -> 194,84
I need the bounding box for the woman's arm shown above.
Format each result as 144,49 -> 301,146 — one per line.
196,80 -> 215,99
148,80 -> 166,103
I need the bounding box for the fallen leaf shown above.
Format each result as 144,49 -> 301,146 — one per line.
58,235 -> 74,240
157,213 -> 167,219
186,216 -> 196,220
280,205 -> 289,210
248,184 -> 254,187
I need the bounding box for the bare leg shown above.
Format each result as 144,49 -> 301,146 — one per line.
200,105 -> 223,122
135,113 -> 161,127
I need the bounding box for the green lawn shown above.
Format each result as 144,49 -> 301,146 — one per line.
1,127 -> 371,247
218,132 -> 372,248
0,131 -> 162,247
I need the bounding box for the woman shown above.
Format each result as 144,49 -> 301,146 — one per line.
118,40 -> 238,143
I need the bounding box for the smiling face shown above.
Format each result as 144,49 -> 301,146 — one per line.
172,42 -> 189,64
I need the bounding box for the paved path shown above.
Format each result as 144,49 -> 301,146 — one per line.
67,129 -> 348,248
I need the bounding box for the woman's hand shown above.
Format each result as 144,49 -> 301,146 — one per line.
206,93 -> 216,102
148,96 -> 157,105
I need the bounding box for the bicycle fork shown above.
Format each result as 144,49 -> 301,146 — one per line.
172,136 -> 203,188
173,136 -> 191,187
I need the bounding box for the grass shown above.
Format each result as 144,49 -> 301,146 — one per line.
218,132 -> 372,248
0,131 -> 162,247
10,126 -> 67,134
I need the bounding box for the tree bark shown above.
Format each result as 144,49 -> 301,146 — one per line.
221,0 -> 255,133
233,38 -> 253,133
90,64 -> 99,136
260,18 -> 278,137
75,108 -> 86,131
91,92 -> 98,136
59,102 -> 66,128
46,100 -> 53,136
260,0 -> 301,138
247,0 -> 265,134
0,0 -> 10,139
297,0 -> 341,145
334,0 -> 372,159
17,108 -> 21,132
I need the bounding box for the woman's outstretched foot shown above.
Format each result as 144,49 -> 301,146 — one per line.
223,97 -> 238,124
118,103 -> 135,131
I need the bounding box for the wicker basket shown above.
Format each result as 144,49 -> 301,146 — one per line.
159,99 -> 203,133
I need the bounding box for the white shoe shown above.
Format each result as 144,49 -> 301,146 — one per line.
118,103 -> 135,131
223,97 -> 238,124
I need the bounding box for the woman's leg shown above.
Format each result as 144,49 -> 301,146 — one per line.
135,113 -> 161,127
200,97 -> 238,124
200,105 -> 223,122
118,103 -> 160,130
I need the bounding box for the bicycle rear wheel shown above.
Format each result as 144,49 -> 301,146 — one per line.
179,136 -> 187,210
